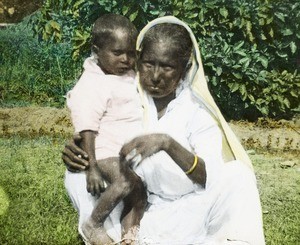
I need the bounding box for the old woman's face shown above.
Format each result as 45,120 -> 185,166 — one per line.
138,41 -> 185,98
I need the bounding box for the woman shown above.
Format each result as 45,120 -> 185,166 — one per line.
63,16 -> 265,244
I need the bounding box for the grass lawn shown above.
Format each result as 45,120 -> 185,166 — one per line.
0,136 -> 299,244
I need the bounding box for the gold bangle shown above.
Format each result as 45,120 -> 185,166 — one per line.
185,155 -> 198,175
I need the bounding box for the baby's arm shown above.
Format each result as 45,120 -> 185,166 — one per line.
80,130 -> 106,196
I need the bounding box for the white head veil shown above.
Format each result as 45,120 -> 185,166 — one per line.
136,16 -> 252,168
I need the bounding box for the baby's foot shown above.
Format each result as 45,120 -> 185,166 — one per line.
121,226 -> 139,245
82,218 -> 113,245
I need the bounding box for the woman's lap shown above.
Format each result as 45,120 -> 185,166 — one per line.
64,161 -> 264,244
138,161 -> 264,244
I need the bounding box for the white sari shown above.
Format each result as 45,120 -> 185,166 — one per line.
133,16 -> 265,244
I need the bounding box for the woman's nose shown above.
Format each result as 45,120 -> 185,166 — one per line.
152,66 -> 161,85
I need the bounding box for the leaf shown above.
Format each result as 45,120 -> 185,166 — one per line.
198,9 -> 204,22
290,90 -> 297,97
266,16 -> 273,24
122,6 -> 129,15
276,51 -> 288,58
242,92 -> 247,101
235,41 -> 244,50
211,76 -> 217,86
282,29 -> 293,36
248,94 -> 255,102
283,98 -> 290,108
290,41 -> 297,54
258,56 -> 268,69
216,67 -> 222,76
230,83 -> 239,92
269,28 -> 274,38
246,20 -> 252,34
239,84 -> 247,96
234,50 -> 247,56
275,12 -> 285,22
259,18 -> 265,26
239,57 -> 250,64
129,10 -> 139,21
206,62 -> 214,67
223,42 -> 230,54
173,10 -> 179,16
233,72 -> 242,79
256,98 -> 264,105
45,23 -> 52,34
74,30 -> 83,38
50,20 -> 60,31
261,33 -> 267,40
260,107 -> 269,115
219,7 -> 228,18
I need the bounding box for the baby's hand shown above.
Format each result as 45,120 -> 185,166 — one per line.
86,165 -> 105,196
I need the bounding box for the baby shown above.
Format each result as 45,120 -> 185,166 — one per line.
67,13 -> 146,244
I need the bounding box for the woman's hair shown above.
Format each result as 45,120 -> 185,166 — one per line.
141,23 -> 193,68
91,13 -> 138,49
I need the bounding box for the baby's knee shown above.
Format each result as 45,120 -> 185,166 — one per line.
116,176 -> 135,196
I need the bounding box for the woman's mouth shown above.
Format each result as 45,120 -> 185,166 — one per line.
147,86 -> 163,94
150,86 -> 160,91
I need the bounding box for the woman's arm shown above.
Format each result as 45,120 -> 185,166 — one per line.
120,134 -> 206,186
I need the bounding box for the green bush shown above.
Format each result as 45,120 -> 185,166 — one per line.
0,19 -> 83,107
3,0 -> 300,120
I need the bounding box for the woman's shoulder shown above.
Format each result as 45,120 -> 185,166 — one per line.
176,88 -> 208,112
169,88 -> 216,126
181,88 -> 218,128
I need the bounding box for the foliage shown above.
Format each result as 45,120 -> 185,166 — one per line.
0,18 -> 82,107
254,70 -> 300,118
5,0 -> 300,119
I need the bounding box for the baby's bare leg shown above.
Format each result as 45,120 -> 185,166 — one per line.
121,170 -> 147,243
82,157 -> 135,244
82,218 -> 112,245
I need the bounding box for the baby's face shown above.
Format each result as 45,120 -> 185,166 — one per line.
96,29 -> 136,76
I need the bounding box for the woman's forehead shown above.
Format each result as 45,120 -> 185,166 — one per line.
143,40 -> 179,55
142,43 -> 179,63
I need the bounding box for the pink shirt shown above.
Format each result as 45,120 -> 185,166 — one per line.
67,56 -> 143,159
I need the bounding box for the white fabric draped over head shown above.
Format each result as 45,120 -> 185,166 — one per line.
136,16 -> 252,168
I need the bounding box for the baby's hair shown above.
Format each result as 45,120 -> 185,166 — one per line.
141,23 -> 193,68
92,13 -> 138,49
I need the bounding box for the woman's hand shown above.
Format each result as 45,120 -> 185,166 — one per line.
62,134 -> 90,172
121,133 -> 206,185
120,134 -> 170,166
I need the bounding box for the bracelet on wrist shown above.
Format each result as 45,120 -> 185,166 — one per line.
185,155 -> 198,175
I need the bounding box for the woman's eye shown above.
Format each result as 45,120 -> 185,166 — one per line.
163,66 -> 173,71
143,62 -> 153,69
113,51 -> 122,56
